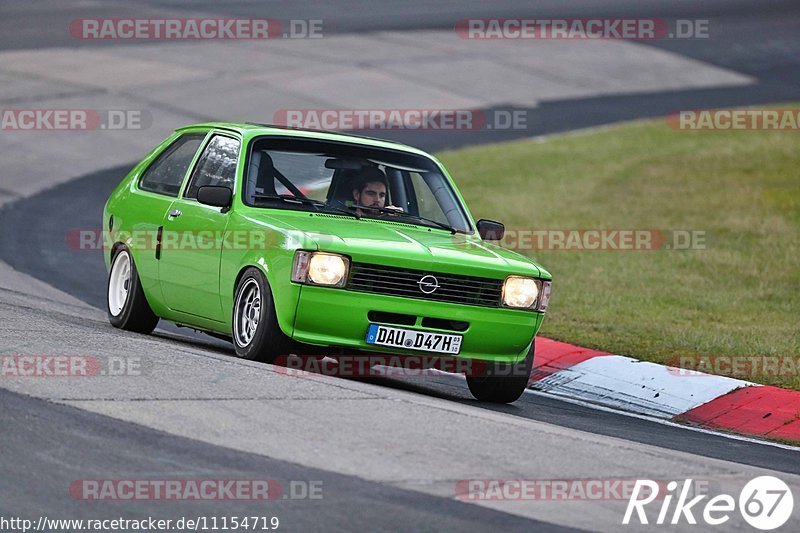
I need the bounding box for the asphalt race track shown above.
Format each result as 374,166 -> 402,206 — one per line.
1,1 -> 800,531
1,387 -> 570,532
2,162 -> 800,472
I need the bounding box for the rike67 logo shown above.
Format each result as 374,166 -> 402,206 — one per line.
624,477 -> 794,530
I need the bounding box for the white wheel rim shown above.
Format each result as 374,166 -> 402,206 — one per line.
234,278 -> 261,347
108,251 -> 131,317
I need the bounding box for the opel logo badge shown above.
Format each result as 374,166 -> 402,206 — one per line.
418,275 -> 439,294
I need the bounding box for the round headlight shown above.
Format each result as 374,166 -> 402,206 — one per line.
308,253 -> 347,286
502,276 -> 539,309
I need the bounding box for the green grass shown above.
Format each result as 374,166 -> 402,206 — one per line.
436,109 -> 800,388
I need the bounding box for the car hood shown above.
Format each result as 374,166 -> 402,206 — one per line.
248,212 -> 546,279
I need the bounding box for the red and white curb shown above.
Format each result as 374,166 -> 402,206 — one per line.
530,337 -> 800,443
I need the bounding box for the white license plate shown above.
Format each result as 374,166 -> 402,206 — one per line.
365,324 -> 462,355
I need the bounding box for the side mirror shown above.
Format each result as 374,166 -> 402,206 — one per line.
197,186 -> 232,209
477,219 -> 505,241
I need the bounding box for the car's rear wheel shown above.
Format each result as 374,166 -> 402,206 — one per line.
232,267 -> 291,363
107,246 -> 159,333
466,342 -> 534,403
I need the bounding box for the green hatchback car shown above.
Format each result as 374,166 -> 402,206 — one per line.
104,123 -> 552,403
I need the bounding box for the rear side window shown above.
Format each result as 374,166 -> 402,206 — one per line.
185,135 -> 241,199
139,134 -> 205,197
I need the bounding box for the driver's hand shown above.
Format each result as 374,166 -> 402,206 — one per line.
383,205 -> 404,213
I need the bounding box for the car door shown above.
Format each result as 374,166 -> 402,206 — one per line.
158,133 -> 241,322
127,132 -> 207,296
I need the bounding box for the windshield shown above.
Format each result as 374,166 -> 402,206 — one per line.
242,137 -> 473,233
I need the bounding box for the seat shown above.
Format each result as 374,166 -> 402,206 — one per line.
245,151 -> 278,202
327,169 -> 361,206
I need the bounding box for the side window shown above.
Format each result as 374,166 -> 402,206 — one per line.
185,135 -> 240,199
139,134 -> 205,197
409,172 -> 448,223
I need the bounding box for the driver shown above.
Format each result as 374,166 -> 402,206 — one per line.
351,166 -> 403,216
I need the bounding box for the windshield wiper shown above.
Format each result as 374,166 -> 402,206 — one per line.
397,212 -> 458,234
350,204 -> 457,234
253,194 -> 360,219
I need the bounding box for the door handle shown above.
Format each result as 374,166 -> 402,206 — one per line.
168,209 -> 182,218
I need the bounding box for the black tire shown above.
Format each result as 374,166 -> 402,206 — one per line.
466,342 -> 535,403
232,267 -> 291,363
107,245 -> 159,334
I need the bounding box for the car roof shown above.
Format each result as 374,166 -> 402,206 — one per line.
175,122 -> 432,158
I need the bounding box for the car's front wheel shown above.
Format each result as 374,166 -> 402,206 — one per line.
466,342 -> 534,403
107,246 -> 159,333
232,267 -> 291,363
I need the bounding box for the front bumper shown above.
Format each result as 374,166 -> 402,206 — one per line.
291,285 -> 542,363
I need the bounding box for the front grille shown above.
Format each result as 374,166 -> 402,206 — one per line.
347,263 -> 503,308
